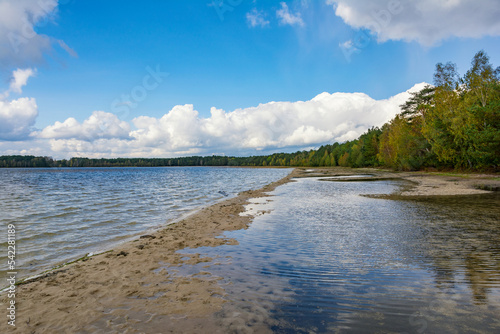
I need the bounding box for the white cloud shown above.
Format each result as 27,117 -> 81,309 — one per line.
327,0 -> 500,46
9,68 -> 36,94
0,97 -> 38,141
0,68 -> 38,140
0,68 -> 36,99
21,83 -> 428,158
276,2 -> 305,27
130,105 -> 202,149
0,0 -> 75,68
39,111 -> 131,141
246,8 -> 270,28
0,140 -> 49,156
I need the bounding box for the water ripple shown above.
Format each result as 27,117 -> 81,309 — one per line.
0,167 -> 291,281
177,177 -> 500,333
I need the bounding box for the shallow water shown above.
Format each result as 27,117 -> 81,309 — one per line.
178,177 -> 500,333
0,167 -> 291,281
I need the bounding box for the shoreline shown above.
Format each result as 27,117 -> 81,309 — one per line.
1,169 -> 297,333
293,167 -> 500,198
0,166 -> 293,289
2,167 -> 498,332
2,181 -> 279,291
12,167 -> 496,288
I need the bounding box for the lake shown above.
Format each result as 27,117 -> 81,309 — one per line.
0,167 -> 292,282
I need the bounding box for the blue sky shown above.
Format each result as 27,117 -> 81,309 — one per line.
1,0 -> 499,158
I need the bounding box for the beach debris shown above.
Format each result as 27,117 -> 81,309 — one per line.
140,234 -> 156,239
218,190 -> 228,197
117,251 -> 129,257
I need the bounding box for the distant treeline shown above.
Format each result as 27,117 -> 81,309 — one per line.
1,51 -> 499,171
0,155 -> 286,168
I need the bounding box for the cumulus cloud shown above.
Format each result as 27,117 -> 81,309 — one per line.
27,83 -> 428,158
327,0 -> 500,46
0,0 -> 75,68
0,68 -> 38,140
276,2 -> 305,27
0,68 -> 36,99
0,97 -> 38,141
39,111 -> 131,141
247,8 -> 270,28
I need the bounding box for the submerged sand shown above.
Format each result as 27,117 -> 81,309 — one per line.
1,167 -> 498,333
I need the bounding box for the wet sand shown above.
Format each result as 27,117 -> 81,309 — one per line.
299,167 -> 500,197
1,167 -> 498,333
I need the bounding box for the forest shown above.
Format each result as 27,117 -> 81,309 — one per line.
1,51 -> 498,171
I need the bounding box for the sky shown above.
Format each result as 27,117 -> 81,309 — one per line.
0,0 -> 499,159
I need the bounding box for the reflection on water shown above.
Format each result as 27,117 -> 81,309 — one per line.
400,195 -> 500,306
178,177 -> 500,333
0,167 -> 291,281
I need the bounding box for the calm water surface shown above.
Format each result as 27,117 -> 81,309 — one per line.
0,167 -> 291,281
178,177 -> 500,333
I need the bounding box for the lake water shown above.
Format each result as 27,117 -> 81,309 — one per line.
177,176 -> 500,333
0,167 -> 292,282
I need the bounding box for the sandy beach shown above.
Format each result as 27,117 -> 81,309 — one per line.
298,167 -> 500,197
2,167 -> 499,333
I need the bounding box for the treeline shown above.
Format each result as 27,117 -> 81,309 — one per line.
260,50 -> 499,171
377,50 -> 499,170
1,51 -> 498,171
0,154 -> 306,168
0,155 -> 249,168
